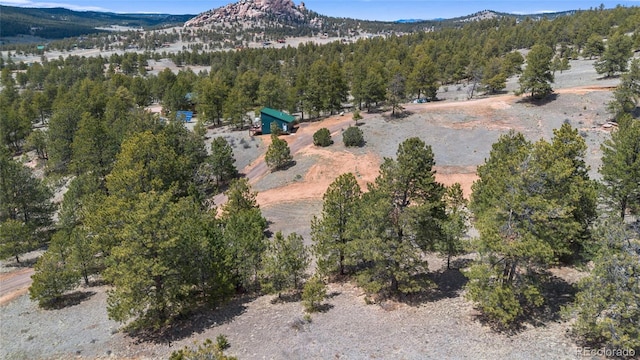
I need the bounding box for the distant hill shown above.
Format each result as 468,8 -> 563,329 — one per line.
0,5 -> 194,39
396,9 -> 577,24
395,19 -> 425,24
184,0 -> 311,27
1,2 -> 580,42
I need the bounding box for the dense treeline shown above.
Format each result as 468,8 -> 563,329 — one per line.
0,5 -> 192,39
0,5 -> 638,351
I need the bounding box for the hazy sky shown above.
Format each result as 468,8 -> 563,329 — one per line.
1,0 -> 640,21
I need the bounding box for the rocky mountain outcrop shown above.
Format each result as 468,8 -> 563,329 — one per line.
184,0 -> 313,27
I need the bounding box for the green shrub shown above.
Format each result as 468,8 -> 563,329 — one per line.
302,276 -> 327,312
170,338 -> 237,360
342,126 -> 364,147
313,128 -> 332,147
216,334 -> 230,351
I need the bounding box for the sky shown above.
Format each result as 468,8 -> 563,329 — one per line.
1,0 -> 640,21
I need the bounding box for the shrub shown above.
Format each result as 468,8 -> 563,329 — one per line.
313,128 -> 332,147
169,338 -> 237,360
302,277 -> 327,312
343,126 -> 364,147
216,334 -> 230,351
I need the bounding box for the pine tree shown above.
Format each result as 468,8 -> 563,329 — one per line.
103,193 -> 230,329
570,221 -> 640,353
352,109 -> 362,126
519,44 -> 554,99
29,235 -> 78,307
258,73 -> 287,111
342,126 -> 364,147
196,76 -> 228,126
600,115 -> 640,219
327,61 -> 348,114
207,137 -> 238,189
607,58 -> 640,119
261,231 -> 309,297
25,129 -> 48,160
265,134 -> 293,172
219,178 -> 266,291
467,127 -> 597,326
106,131 -> 189,199
0,148 -> 54,232
350,138 -> 445,295
312,128 -> 332,147
223,85 -> 251,130
306,59 -> 331,117
0,219 -> 30,263
583,34 -> 605,59
438,183 -> 469,270
408,56 -> 438,100
482,57 -> 507,94
312,173 -> 362,276
70,112 -> 117,177
594,32 -> 633,77
223,207 -> 267,292
386,60 -> 406,116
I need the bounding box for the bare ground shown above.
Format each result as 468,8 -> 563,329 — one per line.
0,57 -> 629,359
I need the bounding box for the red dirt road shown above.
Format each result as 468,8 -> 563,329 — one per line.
0,268 -> 34,305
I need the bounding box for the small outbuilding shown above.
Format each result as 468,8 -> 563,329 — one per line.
260,107 -> 296,135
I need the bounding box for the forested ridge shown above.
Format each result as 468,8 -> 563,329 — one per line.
1,4 -> 639,356
0,5 -> 194,39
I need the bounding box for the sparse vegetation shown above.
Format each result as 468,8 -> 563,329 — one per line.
169,337 -> 237,360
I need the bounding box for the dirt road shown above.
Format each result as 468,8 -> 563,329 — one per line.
0,268 -> 34,305
215,83 -> 615,208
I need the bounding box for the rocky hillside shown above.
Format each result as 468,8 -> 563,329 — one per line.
184,0 -> 319,27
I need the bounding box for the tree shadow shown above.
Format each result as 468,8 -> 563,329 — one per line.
326,291 -> 341,299
399,268 -> 469,306
128,294 -> 255,345
596,74 -> 621,81
526,273 -> 577,326
450,258 -> 474,269
42,291 -> 96,310
484,89 -> 510,96
383,110 -> 414,120
270,291 -> 301,304
471,310 -> 527,335
273,160 -> 297,172
516,93 -> 558,106
314,303 -> 335,313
